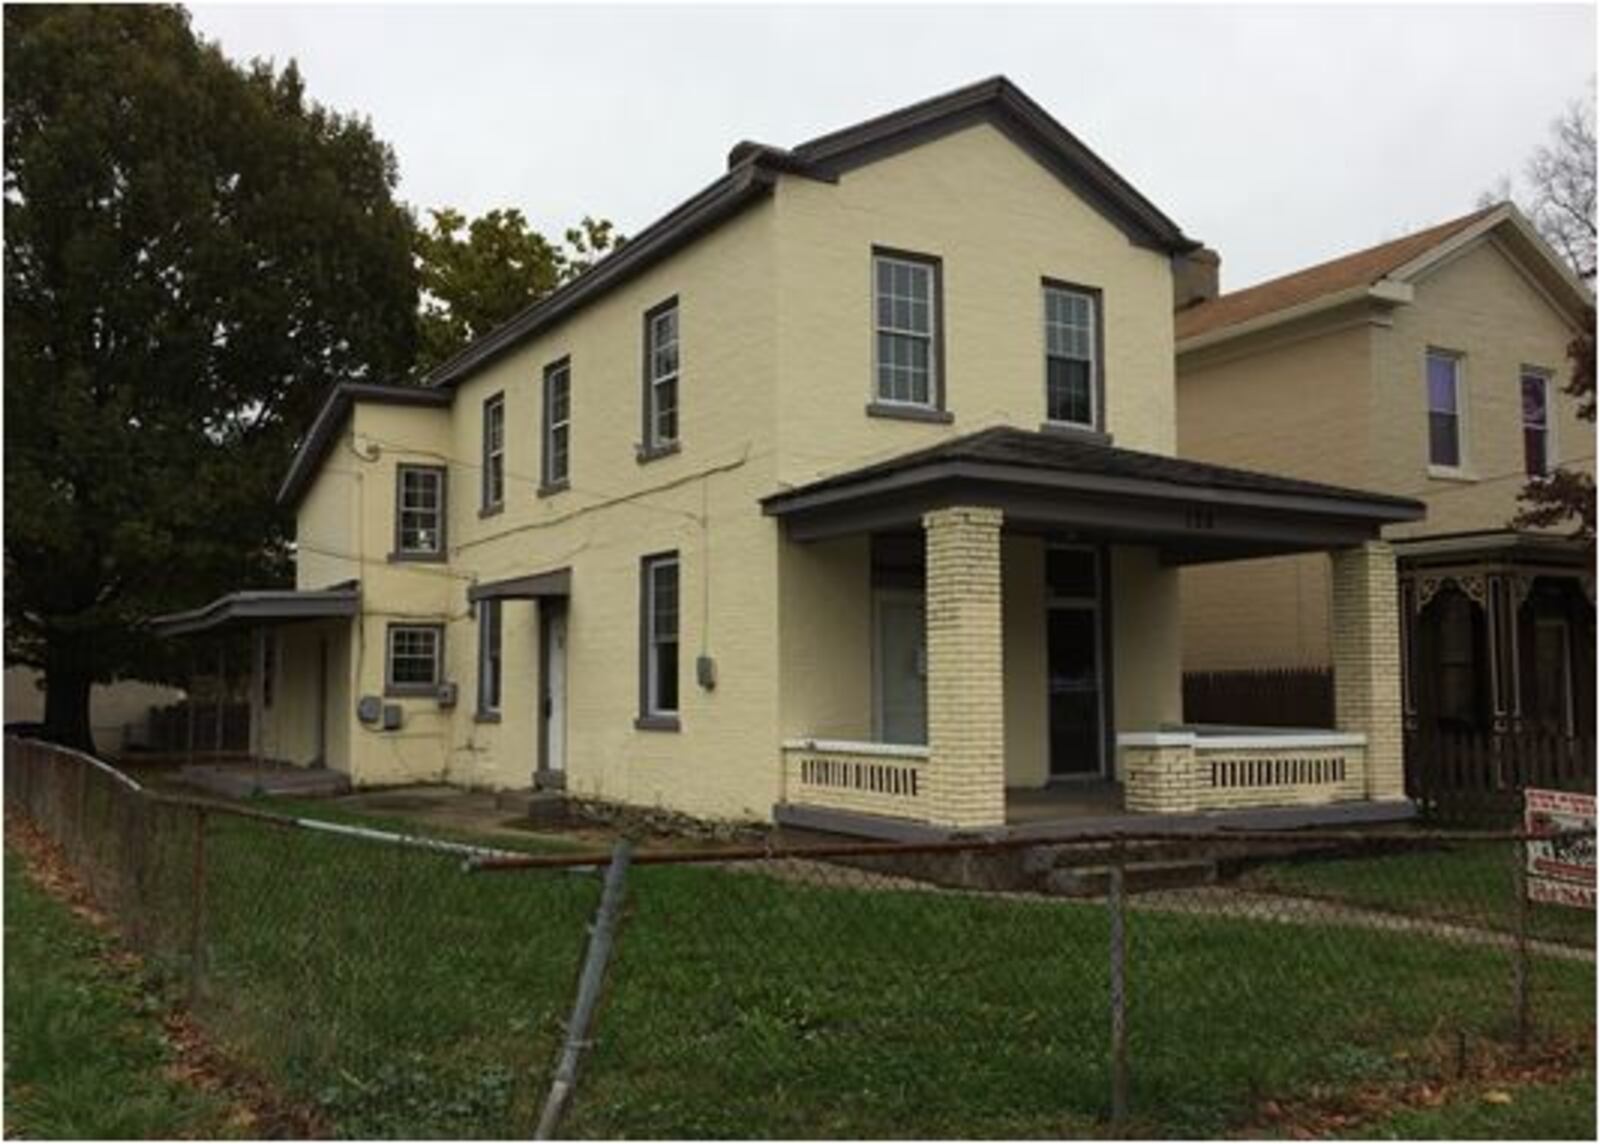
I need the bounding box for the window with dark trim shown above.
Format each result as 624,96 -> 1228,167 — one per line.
395,464 -> 447,558
386,623 -> 443,694
1043,283 -> 1100,428
639,553 -> 679,725
642,300 -> 679,454
482,393 -> 506,511
872,251 -> 940,408
543,358 -> 571,490
1426,351 -> 1463,469
1521,368 -> 1552,477
477,599 -> 502,716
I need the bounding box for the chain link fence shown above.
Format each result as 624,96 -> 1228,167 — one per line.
6,737 -> 1595,1138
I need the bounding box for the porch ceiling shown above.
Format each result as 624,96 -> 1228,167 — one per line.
762,427 -> 1424,562
150,583 -> 360,638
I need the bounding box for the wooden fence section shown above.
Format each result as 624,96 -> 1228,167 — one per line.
1407,731 -> 1596,822
1181,668 -> 1334,729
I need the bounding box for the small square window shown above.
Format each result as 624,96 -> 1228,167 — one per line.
386,624 -> 443,694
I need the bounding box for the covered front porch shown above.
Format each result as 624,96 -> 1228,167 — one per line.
763,427 -> 1424,839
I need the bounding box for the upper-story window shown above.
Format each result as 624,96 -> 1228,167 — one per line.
1043,283 -> 1100,428
394,463 -> 447,559
873,250 -> 942,409
543,358 -> 571,491
1426,350 -> 1463,470
642,299 -> 679,456
1521,368 -> 1553,477
482,393 -> 506,512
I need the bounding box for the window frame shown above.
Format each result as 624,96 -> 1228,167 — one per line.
542,356 -> 572,494
637,551 -> 681,730
392,463 -> 448,561
384,622 -> 445,697
481,392 -> 506,514
476,598 -> 502,719
1520,366 -> 1555,478
1425,349 -> 1468,475
868,246 -> 948,422
1040,278 -> 1105,433
639,297 -> 681,461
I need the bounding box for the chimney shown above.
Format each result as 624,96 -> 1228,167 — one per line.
1173,246 -> 1221,310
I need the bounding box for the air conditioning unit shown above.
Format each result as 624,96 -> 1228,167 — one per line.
436,681 -> 458,708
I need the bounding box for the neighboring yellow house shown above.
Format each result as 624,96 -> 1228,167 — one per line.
157,78 -> 1424,837
1177,204 -> 1594,741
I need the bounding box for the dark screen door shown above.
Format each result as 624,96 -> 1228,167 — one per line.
1046,548 -> 1104,778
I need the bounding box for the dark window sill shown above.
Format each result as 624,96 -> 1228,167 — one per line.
388,550 -> 448,564
474,710 -> 502,724
479,503 -> 505,519
537,480 -> 570,499
384,684 -> 441,699
866,402 -> 953,424
634,714 -> 681,732
1038,421 -> 1112,446
636,440 -> 682,464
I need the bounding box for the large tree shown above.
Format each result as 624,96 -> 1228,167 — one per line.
414,208 -> 621,373
4,5 -> 418,750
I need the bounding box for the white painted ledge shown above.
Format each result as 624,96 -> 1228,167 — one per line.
783,738 -> 931,760
1118,731 -> 1367,750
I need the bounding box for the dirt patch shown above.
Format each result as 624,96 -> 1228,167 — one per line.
6,812 -> 324,1138
1239,1034 -> 1594,1138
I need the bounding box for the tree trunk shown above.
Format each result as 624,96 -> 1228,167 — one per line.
41,641 -> 96,755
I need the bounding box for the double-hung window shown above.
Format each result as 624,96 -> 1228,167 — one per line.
1426,351 -> 1463,470
477,599 -> 502,717
873,252 -> 939,408
643,300 -> 679,454
386,624 -> 443,695
1043,283 -> 1099,428
639,553 -> 679,725
1521,369 -> 1552,477
543,358 -> 571,489
482,393 -> 506,512
395,464 -> 446,558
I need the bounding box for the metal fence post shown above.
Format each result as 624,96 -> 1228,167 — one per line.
190,807 -> 208,1003
536,838 -> 634,1140
1108,838 -> 1129,1131
1512,834 -> 1531,1053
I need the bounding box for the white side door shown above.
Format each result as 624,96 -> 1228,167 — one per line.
544,609 -> 567,775
873,591 -> 927,745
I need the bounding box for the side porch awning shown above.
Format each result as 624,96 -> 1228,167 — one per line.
150,583 -> 361,638
761,426 -> 1425,560
466,567 -> 571,603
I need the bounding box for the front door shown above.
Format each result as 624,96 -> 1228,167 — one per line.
874,590 -> 927,745
1046,547 -> 1105,778
540,603 -> 568,780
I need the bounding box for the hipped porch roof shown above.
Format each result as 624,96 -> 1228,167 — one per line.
150,584 -> 360,638
762,426 -> 1425,562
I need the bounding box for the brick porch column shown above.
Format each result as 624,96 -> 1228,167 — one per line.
1330,541 -> 1405,801
923,506 -> 1006,830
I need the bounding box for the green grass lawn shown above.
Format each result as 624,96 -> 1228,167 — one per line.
1241,840 -> 1597,949
20,783 -> 1600,1139
1345,1070 -> 1596,1140
4,842 -> 238,1139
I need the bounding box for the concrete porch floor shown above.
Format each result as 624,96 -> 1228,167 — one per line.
176,759 -> 351,799
1006,781 -> 1127,824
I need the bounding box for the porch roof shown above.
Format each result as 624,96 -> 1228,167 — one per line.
761,426 -> 1425,561
150,583 -> 360,638
1392,528 -> 1591,571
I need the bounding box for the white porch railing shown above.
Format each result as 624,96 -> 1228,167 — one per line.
1118,731 -> 1368,814
781,739 -> 929,822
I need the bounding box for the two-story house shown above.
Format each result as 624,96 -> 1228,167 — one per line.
156,78 -> 1424,838
1176,204 -> 1594,745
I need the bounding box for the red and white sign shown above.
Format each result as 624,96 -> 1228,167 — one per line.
1524,788 -> 1596,911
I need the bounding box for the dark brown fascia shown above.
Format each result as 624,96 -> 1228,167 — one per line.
277,383 -> 452,509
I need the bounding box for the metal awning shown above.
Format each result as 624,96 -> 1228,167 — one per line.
467,567 -> 571,603
151,583 -> 360,637
762,426 -> 1425,564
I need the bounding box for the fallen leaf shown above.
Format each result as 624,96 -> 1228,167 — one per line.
1482,1090 -> 1514,1105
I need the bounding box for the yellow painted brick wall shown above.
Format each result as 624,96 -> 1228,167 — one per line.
1331,542 -> 1404,800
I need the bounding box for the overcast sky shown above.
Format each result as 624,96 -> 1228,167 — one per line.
190,2 -> 1595,291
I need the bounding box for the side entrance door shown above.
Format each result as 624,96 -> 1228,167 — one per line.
874,590 -> 928,745
540,602 -> 568,783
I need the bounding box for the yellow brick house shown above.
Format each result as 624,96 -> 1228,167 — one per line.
1177,204 -> 1595,744
156,78 -> 1424,838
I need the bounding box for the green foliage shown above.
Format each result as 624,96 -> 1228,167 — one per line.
3,4 -> 418,744
3,844 -> 238,1138
414,207 -> 622,373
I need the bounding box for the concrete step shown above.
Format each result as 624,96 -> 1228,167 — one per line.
1044,858 -> 1218,898
522,790 -> 571,828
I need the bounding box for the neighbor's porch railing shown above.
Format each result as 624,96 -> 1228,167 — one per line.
1119,731 -> 1368,814
781,739 -> 929,822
